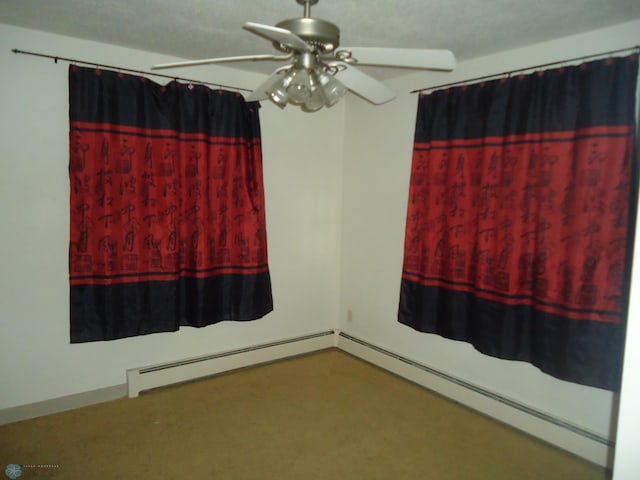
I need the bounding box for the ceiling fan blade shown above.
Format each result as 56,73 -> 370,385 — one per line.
338,47 -> 456,71
331,63 -> 396,105
243,22 -> 313,52
152,54 -> 290,70
246,67 -> 290,102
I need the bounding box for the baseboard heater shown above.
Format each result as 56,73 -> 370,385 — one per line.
125,328 -> 612,467
126,330 -> 337,398
336,330 -> 614,468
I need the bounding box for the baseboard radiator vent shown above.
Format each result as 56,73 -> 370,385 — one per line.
126,330 -> 337,398
127,328 -> 612,466
336,330 -> 614,468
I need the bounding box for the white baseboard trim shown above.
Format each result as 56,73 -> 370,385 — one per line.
0,327 -> 615,469
0,330 -> 335,425
126,330 -> 336,398
0,384 -> 127,426
336,330 -> 613,468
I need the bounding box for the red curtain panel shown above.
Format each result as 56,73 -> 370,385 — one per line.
399,55 -> 638,390
69,66 -> 273,343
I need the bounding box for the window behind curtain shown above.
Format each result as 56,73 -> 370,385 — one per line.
69,66 -> 273,343
399,55 -> 638,390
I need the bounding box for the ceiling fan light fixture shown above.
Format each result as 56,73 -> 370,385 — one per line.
302,70 -> 327,111
285,68 -> 313,105
264,70 -> 292,108
318,70 -> 347,107
268,86 -> 289,109
264,66 -> 348,111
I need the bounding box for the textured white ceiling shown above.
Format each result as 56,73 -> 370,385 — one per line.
2,0 -> 640,77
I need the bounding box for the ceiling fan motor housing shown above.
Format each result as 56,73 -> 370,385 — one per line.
275,17 -> 340,53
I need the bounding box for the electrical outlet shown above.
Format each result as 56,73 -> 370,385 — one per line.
347,309 -> 353,322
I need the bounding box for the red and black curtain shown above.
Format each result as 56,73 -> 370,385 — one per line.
69,66 -> 273,343
399,55 -> 638,390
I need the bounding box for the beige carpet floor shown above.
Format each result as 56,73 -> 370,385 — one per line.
0,349 -> 608,479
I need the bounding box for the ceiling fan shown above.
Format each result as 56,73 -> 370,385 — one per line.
152,0 -> 456,111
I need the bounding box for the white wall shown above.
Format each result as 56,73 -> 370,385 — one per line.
340,18 -> 640,445
0,24 -> 344,410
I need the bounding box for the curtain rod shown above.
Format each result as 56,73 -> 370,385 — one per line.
411,45 -> 640,94
11,48 -> 254,93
